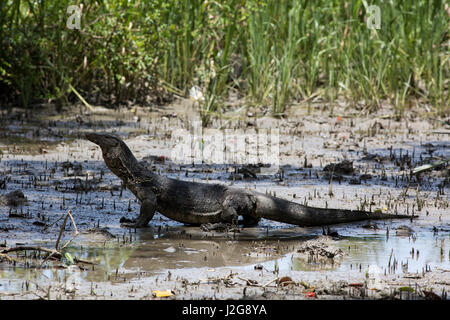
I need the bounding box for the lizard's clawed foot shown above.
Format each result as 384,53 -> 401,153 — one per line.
200,222 -> 240,232
119,217 -> 147,228
121,222 -> 137,228
241,215 -> 261,227
120,222 -> 148,228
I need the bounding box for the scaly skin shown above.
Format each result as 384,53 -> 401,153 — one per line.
86,133 -> 414,228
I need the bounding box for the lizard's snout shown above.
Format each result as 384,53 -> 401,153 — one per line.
85,132 -> 117,148
85,133 -> 103,145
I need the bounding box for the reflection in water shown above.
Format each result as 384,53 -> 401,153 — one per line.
336,232 -> 449,274
0,230 -> 448,293
0,243 -> 138,292
270,232 -> 449,273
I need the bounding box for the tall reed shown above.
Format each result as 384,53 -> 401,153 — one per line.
0,0 -> 448,117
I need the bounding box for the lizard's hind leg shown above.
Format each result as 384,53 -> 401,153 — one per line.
221,198 -> 239,225
242,215 -> 261,227
221,193 -> 259,227
200,205 -> 238,232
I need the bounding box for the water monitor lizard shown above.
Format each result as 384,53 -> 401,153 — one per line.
86,133 -> 413,229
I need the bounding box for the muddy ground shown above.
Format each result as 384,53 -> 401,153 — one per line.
0,99 -> 449,300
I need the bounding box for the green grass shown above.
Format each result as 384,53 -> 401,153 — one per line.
0,0 -> 162,108
0,0 -> 448,118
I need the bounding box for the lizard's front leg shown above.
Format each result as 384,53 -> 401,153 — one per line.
121,192 -> 157,228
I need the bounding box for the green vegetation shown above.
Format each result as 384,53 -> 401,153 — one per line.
0,0 -> 448,118
0,0 -> 162,108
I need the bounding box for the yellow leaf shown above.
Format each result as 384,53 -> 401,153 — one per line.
152,290 -> 173,298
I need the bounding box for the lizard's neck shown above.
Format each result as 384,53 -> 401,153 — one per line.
104,155 -> 137,182
102,142 -> 143,183
102,143 -> 163,190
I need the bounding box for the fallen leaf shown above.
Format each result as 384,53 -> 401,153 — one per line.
349,283 -> 364,287
412,160 -> 446,175
65,252 -> 75,265
152,290 -> 174,298
279,276 -> 293,286
305,291 -> 316,298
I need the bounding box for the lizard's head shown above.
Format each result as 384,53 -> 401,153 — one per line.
86,133 -> 138,180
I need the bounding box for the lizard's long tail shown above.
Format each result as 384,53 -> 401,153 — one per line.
254,193 -> 415,226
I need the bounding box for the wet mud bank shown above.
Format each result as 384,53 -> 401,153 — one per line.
0,101 -> 449,299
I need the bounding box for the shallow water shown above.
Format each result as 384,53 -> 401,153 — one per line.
1,227 -> 448,294
247,232 -> 449,274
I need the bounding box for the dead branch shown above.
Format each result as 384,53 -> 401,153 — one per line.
55,210 -> 71,250
59,210 -> 79,251
237,277 -> 260,286
0,210 -> 96,268
41,210 -> 78,267
262,277 -> 279,287
1,246 -> 62,258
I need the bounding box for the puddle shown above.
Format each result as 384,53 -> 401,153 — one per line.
1,228 -> 448,295
248,232 -> 450,274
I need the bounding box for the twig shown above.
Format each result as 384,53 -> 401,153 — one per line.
41,210 -> 77,268
55,211 -> 71,251
68,83 -> 95,112
1,210 -> 96,269
66,210 -> 78,234
237,277 -> 260,287
74,257 -> 97,265
0,252 -> 18,263
1,246 -> 62,258
388,248 -> 394,268
43,214 -> 67,231
1,246 -> 62,269
262,277 -> 278,287
59,210 -> 79,251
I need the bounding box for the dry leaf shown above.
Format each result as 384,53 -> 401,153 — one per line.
152,290 -> 174,298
